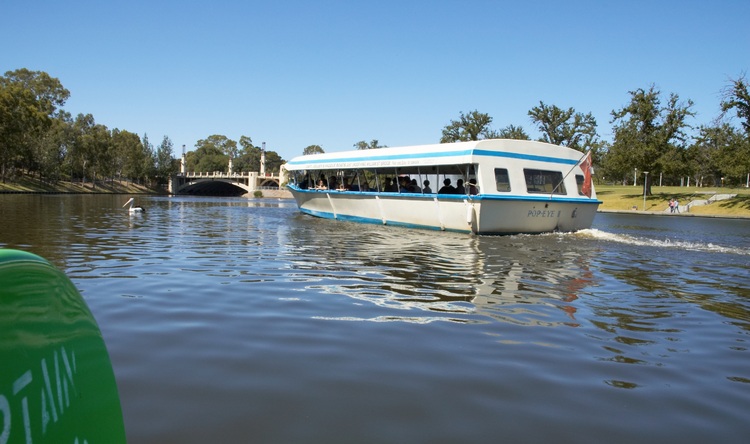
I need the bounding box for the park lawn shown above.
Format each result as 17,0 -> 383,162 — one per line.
595,184 -> 750,217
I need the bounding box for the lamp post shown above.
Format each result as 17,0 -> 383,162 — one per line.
634,168 -> 638,186
643,171 -> 649,211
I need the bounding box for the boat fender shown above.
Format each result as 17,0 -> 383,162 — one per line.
465,200 -> 474,225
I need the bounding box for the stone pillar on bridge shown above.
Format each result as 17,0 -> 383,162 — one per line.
260,142 -> 266,176
180,145 -> 186,174
228,157 -> 233,175
279,164 -> 288,186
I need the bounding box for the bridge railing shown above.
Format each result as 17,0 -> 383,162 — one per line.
178,172 -> 257,178
177,172 -> 280,178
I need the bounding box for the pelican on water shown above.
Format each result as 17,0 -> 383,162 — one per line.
123,198 -> 145,213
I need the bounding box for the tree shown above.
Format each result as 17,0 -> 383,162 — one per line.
440,110 -> 494,142
688,124 -> 749,187
721,74 -> 750,135
0,69 -> 69,181
303,145 -> 324,155
238,135 -> 255,152
354,139 -> 385,150
196,134 -> 237,159
528,101 -> 599,151
139,133 -> 155,183
495,124 -> 530,140
188,135 -> 231,173
34,112 -> 71,182
155,135 -> 177,185
235,136 -> 261,173
69,113 -> 96,182
607,85 -> 694,193
263,150 -> 284,174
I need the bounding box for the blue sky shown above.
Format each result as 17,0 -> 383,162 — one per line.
3,0 -> 748,160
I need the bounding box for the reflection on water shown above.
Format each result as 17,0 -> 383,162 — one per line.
2,195 -> 750,443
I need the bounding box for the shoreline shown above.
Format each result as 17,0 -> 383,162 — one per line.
3,184 -> 748,220
597,209 -> 750,220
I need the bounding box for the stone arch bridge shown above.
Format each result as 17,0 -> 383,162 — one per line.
169,172 -> 286,196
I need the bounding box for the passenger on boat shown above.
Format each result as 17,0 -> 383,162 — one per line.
385,178 -> 398,192
438,178 -> 455,194
422,180 -> 432,193
339,178 -> 350,191
409,179 -> 421,193
455,179 -> 465,194
316,174 -> 328,190
468,178 -> 478,195
399,177 -> 411,193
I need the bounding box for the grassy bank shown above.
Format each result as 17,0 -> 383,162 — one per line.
596,184 -> 750,217
0,175 -> 156,194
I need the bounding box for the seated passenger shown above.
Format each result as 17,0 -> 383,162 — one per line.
339,178 -> 350,191
384,178 -> 398,192
422,180 -> 432,193
468,178 -> 479,195
399,177 -> 410,193
409,179 -> 421,193
315,174 -> 328,189
438,178 -> 456,194
455,179 -> 465,194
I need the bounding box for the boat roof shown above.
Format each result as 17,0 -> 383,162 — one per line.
284,139 -> 585,171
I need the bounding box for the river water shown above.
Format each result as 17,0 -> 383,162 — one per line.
2,194 -> 749,443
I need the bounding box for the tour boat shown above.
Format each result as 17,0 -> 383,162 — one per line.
285,139 -> 600,234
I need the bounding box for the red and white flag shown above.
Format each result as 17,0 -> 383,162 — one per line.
579,151 -> 593,198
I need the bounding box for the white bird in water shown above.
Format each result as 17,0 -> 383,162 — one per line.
123,197 -> 145,213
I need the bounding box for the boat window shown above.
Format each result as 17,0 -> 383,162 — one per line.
575,174 -> 585,195
524,169 -> 566,194
495,168 -> 510,192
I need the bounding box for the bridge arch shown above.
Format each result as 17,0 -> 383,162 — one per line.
169,172 -> 283,196
175,178 -> 251,196
258,178 -> 280,188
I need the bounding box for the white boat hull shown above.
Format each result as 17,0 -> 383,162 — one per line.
290,189 -> 598,234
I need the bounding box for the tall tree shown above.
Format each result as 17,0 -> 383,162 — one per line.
440,110 -> 494,142
155,135 -> 176,185
137,133 -> 155,183
235,137 -> 261,173
111,129 -> 142,182
303,145 -> 324,155
528,101 -> 599,151
721,74 -> 750,135
188,135 -> 230,173
0,69 -> 69,181
34,112 -> 71,182
239,135 -> 255,152
262,150 -> 285,174
688,124 -> 749,187
608,85 -> 694,193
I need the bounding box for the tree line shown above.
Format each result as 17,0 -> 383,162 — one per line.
304,77 -> 750,192
4,68 -> 749,191
0,69 -> 285,187
0,69 -> 177,185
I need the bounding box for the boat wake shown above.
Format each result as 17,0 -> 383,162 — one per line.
573,228 -> 750,256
